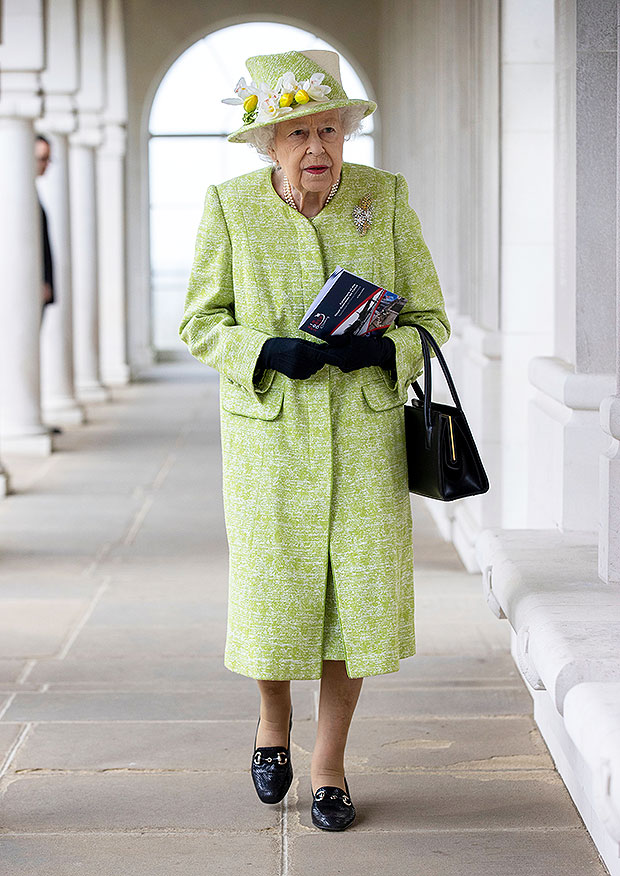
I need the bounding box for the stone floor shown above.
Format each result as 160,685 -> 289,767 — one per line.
0,359 -> 609,875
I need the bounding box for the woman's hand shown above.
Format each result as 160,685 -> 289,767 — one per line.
256,337 -> 333,380
324,334 -> 396,373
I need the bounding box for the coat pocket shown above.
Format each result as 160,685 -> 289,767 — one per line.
221,377 -> 284,420
361,379 -> 407,411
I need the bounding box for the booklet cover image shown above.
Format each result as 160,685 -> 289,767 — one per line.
299,267 -> 407,340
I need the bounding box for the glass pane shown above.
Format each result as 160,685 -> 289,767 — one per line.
343,134 -> 374,167
149,136 -> 264,210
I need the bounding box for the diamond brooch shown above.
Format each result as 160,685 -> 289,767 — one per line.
352,194 -> 373,235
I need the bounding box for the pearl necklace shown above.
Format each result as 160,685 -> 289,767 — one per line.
282,173 -> 340,212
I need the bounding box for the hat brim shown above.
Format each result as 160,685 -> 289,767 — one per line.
227,98 -> 376,143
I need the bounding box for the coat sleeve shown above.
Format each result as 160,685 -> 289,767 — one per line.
179,184 -> 272,395
384,173 -> 451,399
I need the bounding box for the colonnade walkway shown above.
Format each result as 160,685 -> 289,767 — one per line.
0,360 -> 607,875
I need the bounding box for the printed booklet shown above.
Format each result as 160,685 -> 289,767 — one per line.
299,266 -> 407,340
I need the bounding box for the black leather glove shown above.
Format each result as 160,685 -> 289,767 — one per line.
255,337 -> 332,380
324,334 -> 396,373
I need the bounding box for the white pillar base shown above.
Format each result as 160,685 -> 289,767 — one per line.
76,383 -> 110,404
42,398 -> 85,426
101,363 -> 130,387
599,395 -> 620,583
529,357 -> 615,531
1,432 -> 53,456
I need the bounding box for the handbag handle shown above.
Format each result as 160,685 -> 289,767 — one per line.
411,324 -> 463,445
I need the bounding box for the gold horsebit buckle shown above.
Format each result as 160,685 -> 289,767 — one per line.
314,788 -> 352,806
253,750 -> 288,766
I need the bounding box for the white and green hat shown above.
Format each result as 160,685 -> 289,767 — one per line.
222,49 -> 376,143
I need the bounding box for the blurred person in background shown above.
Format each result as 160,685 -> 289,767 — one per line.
35,135 -> 55,316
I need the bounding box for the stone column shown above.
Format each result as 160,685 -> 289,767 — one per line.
69,128 -> 109,402
599,396 -> 620,583
598,4 -> 620,584
37,0 -> 84,425
0,120 -> 52,453
70,0 -> 108,402
528,0 -> 617,532
38,131 -> 85,424
438,0 -> 503,569
97,0 -> 130,386
499,0 -> 555,527
0,0 -> 53,455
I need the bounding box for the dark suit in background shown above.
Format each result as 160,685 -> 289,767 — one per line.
39,198 -> 55,307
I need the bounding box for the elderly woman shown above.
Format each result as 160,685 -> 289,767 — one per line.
179,49 -> 450,831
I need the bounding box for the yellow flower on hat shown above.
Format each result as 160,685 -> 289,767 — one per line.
256,87 -> 293,123
221,77 -> 260,107
279,92 -> 294,107
243,94 -> 258,112
294,89 -> 310,105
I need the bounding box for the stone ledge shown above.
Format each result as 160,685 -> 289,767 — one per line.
564,682 -> 620,844
528,357 -> 615,410
475,527 -> 620,874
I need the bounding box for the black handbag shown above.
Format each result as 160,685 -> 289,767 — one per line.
404,324 -> 489,501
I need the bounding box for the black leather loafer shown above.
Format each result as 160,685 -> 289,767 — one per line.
250,707 -> 293,804
311,777 -> 356,831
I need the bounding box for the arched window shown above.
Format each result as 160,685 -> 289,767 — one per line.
148,22 -> 376,354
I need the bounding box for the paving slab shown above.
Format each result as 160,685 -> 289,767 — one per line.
10,719 -> 276,771
0,495 -> 139,556
362,653 -> 521,688
28,656 -> 251,687
85,599 -> 227,626
290,715 -> 553,772
0,835 -> 280,876
2,687 -> 315,723
58,625 -> 225,659
97,556 -> 228,574
0,600 -> 87,658
295,770 -> 583,832
413,621 -> 511,656
0,558 -> 95,585
102,560 -> 230,598
0,773 -> 280,832
0,661 -> 29,683
0,724 -> 24,766
98,568 -> 230,603
288,830 -> 607,876
353,685 -> 533,719
0,571 -> 101,600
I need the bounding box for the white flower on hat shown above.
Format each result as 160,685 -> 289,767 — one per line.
275,71 -> 299,108
221,77 -> 260,113
255,86 -> 293,123
301,72 -> 332,103
276,72 -> 299,94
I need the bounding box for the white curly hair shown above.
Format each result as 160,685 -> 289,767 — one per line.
244,106 -> 367,161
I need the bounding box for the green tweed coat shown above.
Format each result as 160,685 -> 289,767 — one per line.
179,161 -> 450,680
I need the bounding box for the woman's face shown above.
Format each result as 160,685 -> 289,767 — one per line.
268,109 -> 345,196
